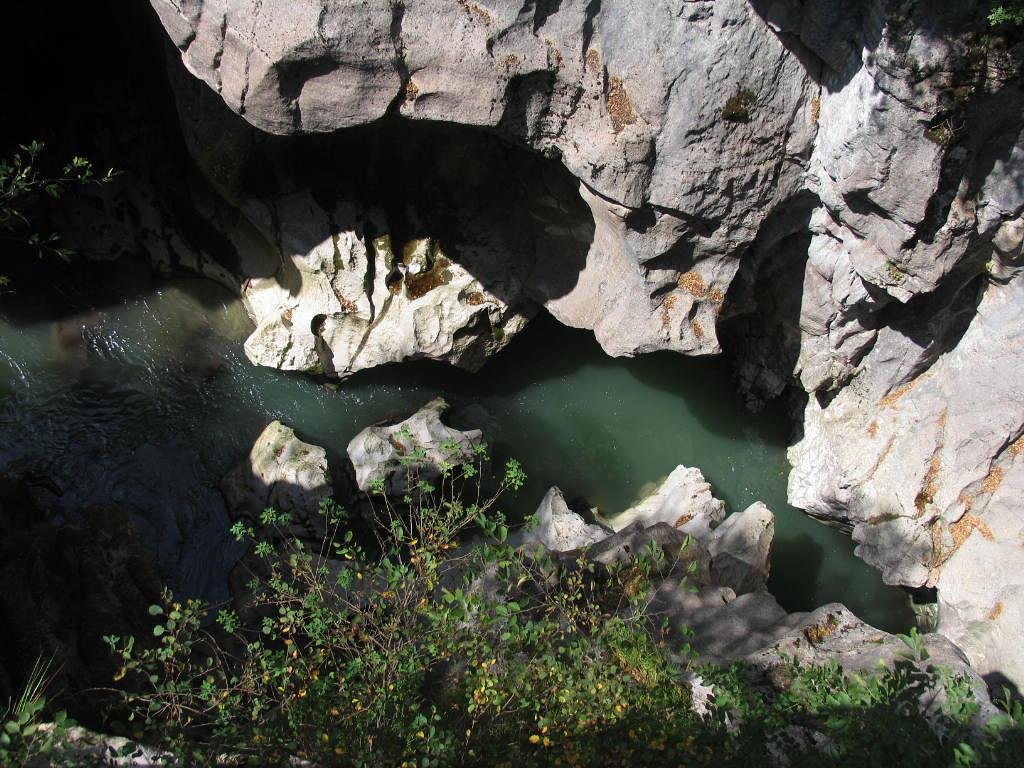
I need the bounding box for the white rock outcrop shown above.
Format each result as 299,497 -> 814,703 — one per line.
597,465 -> 726,540
347,397 -> 482,496
221,420 -> 333,541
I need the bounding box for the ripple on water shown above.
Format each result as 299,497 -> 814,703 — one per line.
0,276 -> 915,631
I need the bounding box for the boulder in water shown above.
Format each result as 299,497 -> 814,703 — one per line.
221,420 -> 334,542
347,397 -> 482,497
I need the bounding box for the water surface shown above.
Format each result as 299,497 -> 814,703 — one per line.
0,267 -> 914,631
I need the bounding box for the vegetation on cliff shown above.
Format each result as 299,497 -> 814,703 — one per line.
78,448 -> 1024,766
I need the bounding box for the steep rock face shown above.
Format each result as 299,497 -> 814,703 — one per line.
147,0 -> 1024,687
152,0 -> 818,359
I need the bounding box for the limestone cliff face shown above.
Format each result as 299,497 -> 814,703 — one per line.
147,1 -> 1024,686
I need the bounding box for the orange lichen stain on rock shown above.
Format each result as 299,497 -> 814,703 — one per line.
673,513 -> 694,529
457,0 -> 492,24
404,79 -> 420,101
952,512 -> 993,545
677,271 -> 707,298
866,434 -> 896,479
660,294 -> 677,330
914,456 -> 942,516
585,48 -> 600,73
982,466 -> 1004,495
804,613 -> 840,644
988,601 -> 1005,621
1009,434 -> 1024,457
867,420 -> 879,438
878,374 -> 926,408
463,291 -> 487,307
544,39 -> 564,68
501,53 -> 519,72
706,287 -> 726,305
810,96 -> 821,124
606,76 -> 637,133
690,319 -> 705,340
339,297 -> 358,313
932,512 -> 995,569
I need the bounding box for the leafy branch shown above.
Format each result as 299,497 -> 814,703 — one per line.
0,140 -> 117,262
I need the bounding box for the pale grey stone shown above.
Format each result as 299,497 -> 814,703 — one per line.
515,486 -> 610,553
708,502 -> 774,595
597,465 -> 726,540
347,397 -> 482,496
221,420 -> 333,541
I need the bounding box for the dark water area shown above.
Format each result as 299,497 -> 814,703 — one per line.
0,263 -> 914,631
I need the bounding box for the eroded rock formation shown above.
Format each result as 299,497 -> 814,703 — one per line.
347,397 -> 482,496
142,0 -> 1024,688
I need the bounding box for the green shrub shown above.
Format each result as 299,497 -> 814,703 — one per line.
990,3 -> 1024,27
97,442 -> 1024,766
0,140 -> 116,292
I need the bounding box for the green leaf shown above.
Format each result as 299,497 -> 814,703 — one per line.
153,625 -> 165,637
147,604 -> 164,616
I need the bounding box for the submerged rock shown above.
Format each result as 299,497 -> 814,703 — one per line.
347,397 -> 482,496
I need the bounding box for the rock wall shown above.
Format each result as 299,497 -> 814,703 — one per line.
145,1 -> 1024,687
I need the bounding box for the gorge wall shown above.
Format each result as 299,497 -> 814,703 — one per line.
83,0 -> 1024,690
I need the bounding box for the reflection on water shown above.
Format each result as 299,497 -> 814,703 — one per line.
0,269 -> 914,631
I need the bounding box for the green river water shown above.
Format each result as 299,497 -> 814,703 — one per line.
0,268 -> 914,632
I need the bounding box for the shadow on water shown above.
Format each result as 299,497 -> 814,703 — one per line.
336,312 -> 914,632
0,259 -> 915,634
